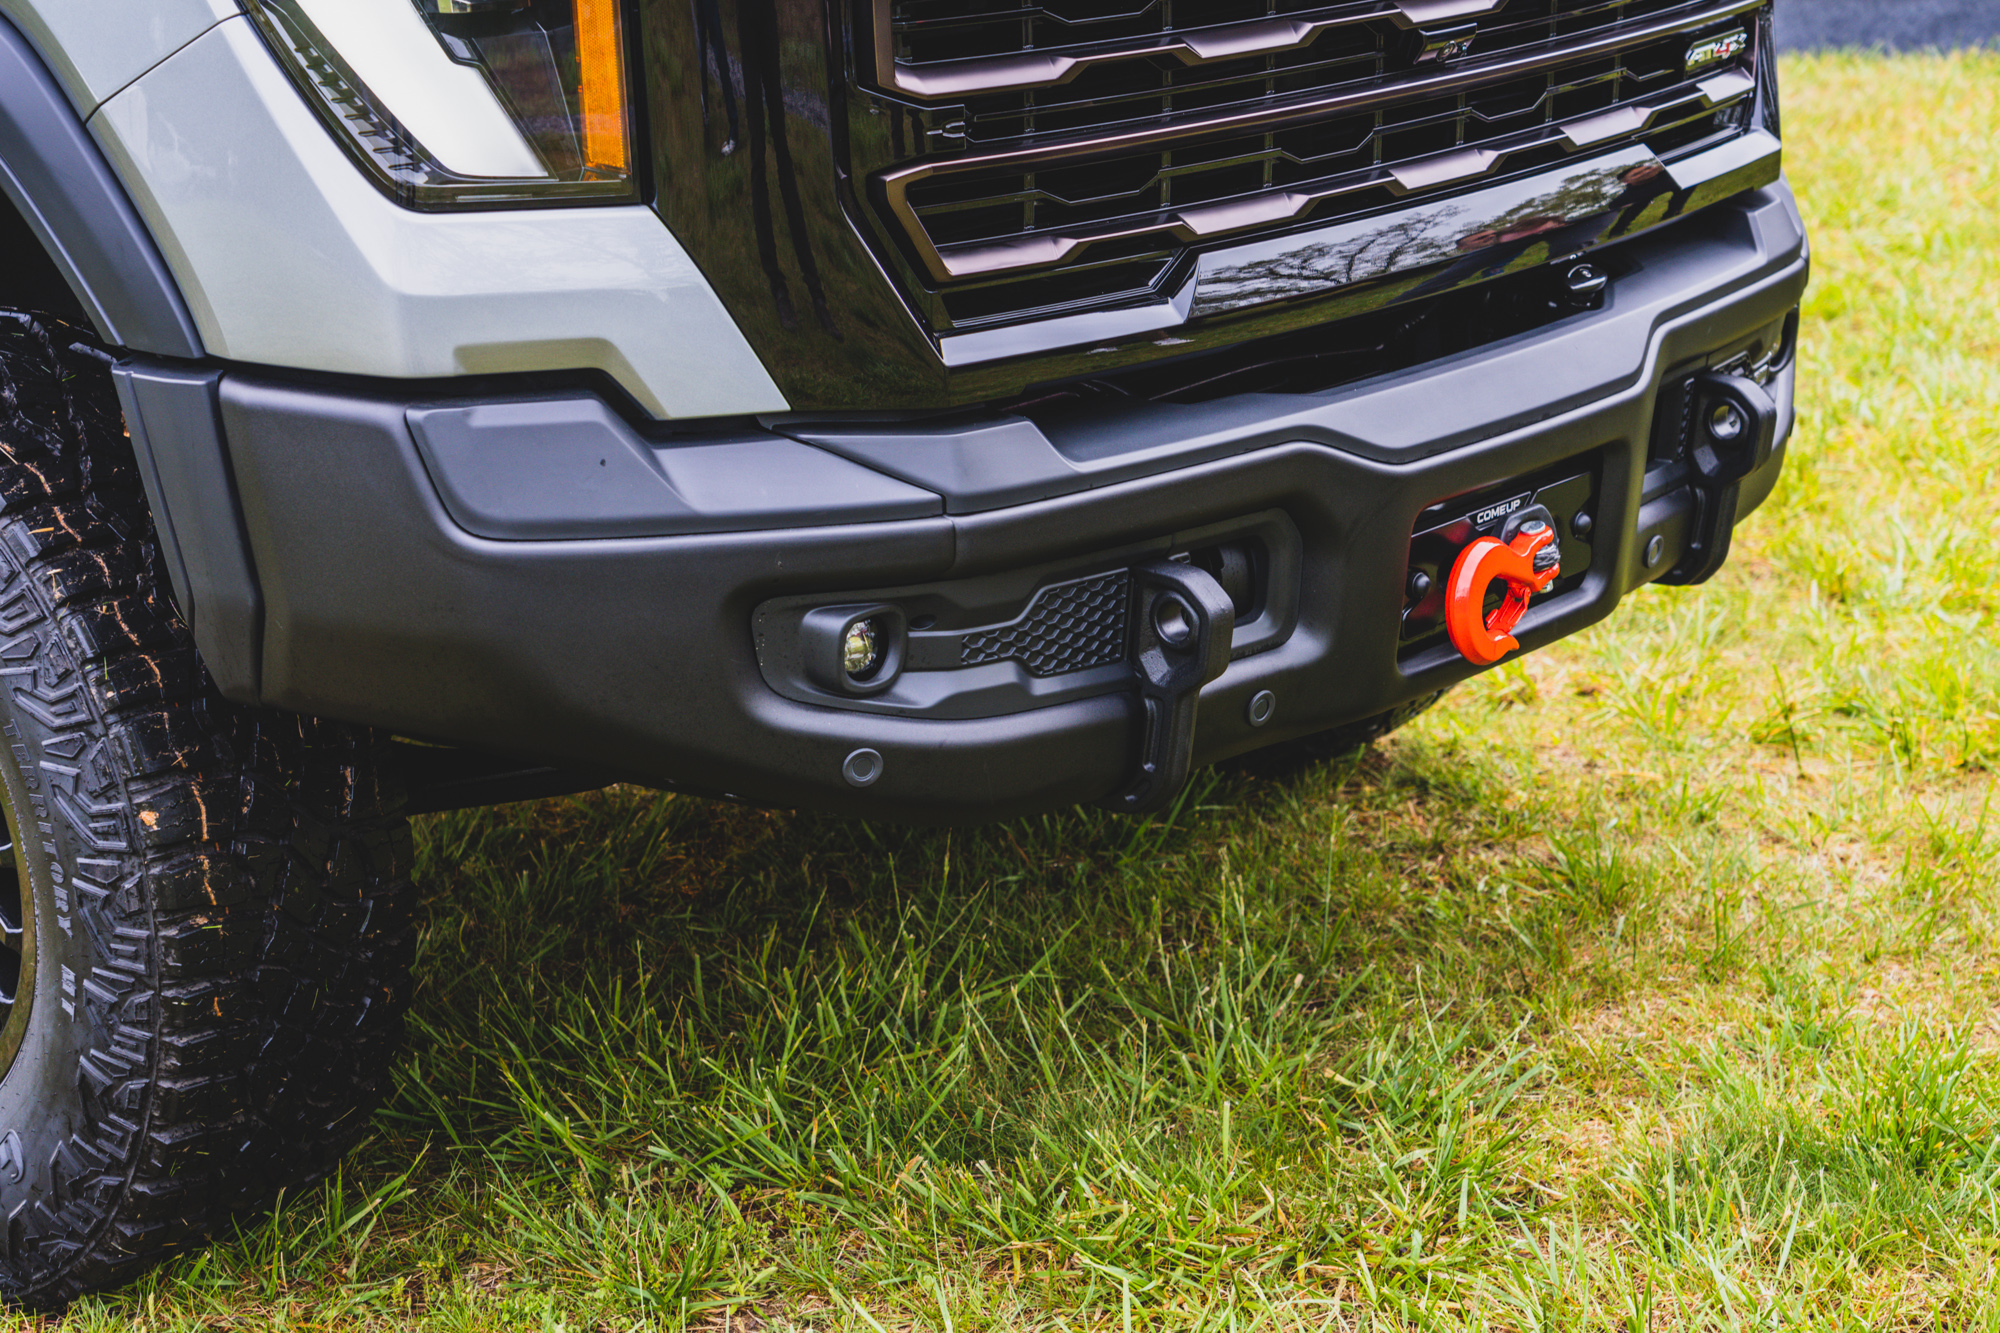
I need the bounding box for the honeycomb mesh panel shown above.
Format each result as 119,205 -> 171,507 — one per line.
961,572 -> 1131,676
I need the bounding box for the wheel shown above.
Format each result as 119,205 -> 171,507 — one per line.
1229,691 -> 1448,777
0,312 -> 416,1306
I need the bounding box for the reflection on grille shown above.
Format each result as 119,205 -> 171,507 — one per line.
856,0 -> 1765,329
961,572 -> 1131,676
889,0 -> 1707,142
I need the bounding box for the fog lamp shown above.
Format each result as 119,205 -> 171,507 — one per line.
800,604 -> 905,697
842,620 -> 881,677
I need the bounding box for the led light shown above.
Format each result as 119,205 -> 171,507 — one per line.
288,0 -> 540,177
575,0 -> 628,174
423,0 -> 634,187
842,621 -> 881,677
242,0 -> 637,209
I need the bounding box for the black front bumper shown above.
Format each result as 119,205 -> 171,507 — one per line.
118,184 -> 1807,822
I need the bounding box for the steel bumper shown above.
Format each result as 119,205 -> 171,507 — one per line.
117,183 -> 1808,821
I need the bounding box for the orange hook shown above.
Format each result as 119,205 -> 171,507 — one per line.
1444,521 -> 1560,666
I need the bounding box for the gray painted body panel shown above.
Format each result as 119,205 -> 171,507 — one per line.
0,0 -> 232,114
88,18 -> 787,419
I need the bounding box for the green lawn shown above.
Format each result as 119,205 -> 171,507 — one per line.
47,50 -> 2000,1331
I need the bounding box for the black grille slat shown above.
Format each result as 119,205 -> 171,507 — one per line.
892,0 -> 1702,130
960,573 -> 1131,676
961,47 -> 1383,145
908,37 -> 1718,254
897,0 -> 1359,67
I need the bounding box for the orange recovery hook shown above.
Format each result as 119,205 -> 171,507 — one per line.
1444,518 -> 1560,666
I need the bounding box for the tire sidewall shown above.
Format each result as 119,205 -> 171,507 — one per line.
0,607 -> 128,1295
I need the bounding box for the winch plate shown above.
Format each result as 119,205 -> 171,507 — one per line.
1400,460 -> 1599,662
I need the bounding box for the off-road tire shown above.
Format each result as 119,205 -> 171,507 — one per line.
0,313 -> 415,1307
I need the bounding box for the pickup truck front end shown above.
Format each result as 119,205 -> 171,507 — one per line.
0,0 -> 1803,1303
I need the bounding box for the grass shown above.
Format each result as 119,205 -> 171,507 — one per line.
43,48 -> 2000,1331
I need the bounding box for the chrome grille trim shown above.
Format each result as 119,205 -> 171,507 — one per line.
855,0 -> 1773,342
873,0 -> 1501,100
926,67 -> 1754,280
877,0 -> 1761,285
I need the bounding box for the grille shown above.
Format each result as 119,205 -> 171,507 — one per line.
961,572 -> 1131,676
858,0 -> 1765,328
887,0 -> 1707,143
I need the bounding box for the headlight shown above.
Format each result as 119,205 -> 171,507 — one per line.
241,0 -> 636,208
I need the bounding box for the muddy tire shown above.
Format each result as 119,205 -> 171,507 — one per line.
0,313 -> 415,1307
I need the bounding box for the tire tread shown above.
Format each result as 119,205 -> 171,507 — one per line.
0,312 -> 413,1306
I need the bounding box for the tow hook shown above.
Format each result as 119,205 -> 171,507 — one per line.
1658,371 -> 1779,587
1103,560 -> 1236,815
1445,506 -> 1561,666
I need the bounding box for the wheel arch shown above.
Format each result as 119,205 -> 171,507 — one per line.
0,13 -> 203,358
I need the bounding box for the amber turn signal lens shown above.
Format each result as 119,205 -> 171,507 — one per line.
575,0 -> 629,175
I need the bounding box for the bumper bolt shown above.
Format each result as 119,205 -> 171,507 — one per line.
1570,511 -> 1594,538
1247,690 -> 1277,727
1564,262 -> 1609,298
1152,594 -> 1197,647
1406,569 -> 1432,600
1643,534 -> 1666,569
1709,402 -> 1747,442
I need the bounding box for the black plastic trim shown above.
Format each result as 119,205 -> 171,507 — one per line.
112,361 -> 263,697
407,396 -> 941,538
780,416 -> 1080,516
0,15 -> 203,358
749,509 -> 1300,720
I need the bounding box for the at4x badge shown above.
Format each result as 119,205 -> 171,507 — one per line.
1444,509 -> 1560,666
1686,28 -> 1749,73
